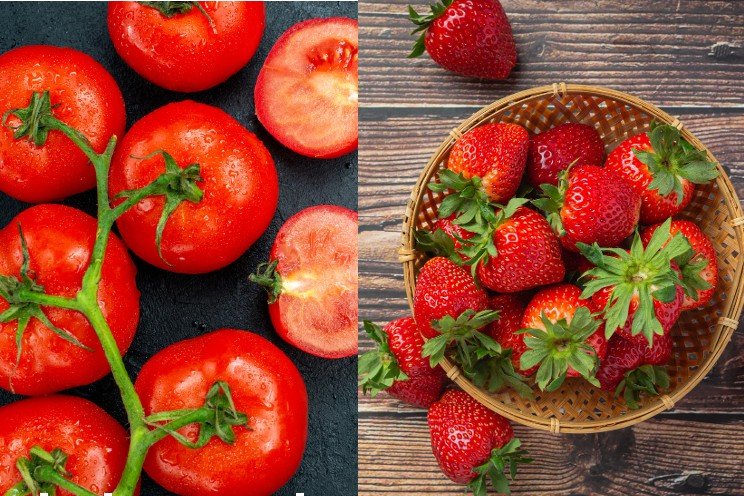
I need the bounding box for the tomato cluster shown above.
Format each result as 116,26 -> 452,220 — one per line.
0,3 -> 358,496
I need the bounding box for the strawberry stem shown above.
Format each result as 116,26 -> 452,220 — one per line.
468,438 -> 532,496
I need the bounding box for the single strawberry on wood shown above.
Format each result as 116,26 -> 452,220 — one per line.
359,318 -> 446,408
408,0 -> 517,80
428,389 -> 531,495
527,123 -> 605,187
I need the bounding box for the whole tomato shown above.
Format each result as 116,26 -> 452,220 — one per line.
135,329 -> 308,496
108,1 -> 265,92
0,395 -> 136,495
109,101 -> 279,274
0,45 -> 126,203
0,204 -> 140,395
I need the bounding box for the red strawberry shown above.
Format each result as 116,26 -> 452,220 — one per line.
359,318 -> 447,408
487,293 -> 536,376
641,220 -> 718,310
475,206 -> 566,292
408,0 -> 516,80
527,123 -> 605,187
446,123 -> 529,203
414,257 -> 488,339
579,219 -> 687,346
428,389 -> 530,495
596,333 -> 673,409
604,124 -> 718,224
535,164 -> 641,252
519,284 -> 607,390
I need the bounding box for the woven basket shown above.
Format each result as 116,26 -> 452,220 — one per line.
399,84 -> 744,434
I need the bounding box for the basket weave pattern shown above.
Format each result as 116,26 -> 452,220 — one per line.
400,84 -> 744,433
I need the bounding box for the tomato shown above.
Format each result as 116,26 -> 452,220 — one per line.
0,205 -> 139,395
107,2 -> 265,92
260,205 -> 358,358
134,329 -> 308,496
255,18 -> 358,159
0,395 -> 136,495
0,45 -> 126,203
109,101 -> 279,274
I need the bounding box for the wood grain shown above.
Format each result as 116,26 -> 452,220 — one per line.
359,0 -> 744,108
359,415 -> 744,495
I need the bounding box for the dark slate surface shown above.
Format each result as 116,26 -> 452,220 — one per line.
0,2 -> 358,495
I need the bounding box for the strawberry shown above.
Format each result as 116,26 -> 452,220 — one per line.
487,293 -> 536,376
445,123 -> 529,203
408,0 -> 516,80
534,164 -> 641,252
526,123 -> 605,187
604,123 -> 718,224
359,318 -> 447,408
519,284 -> 607,390
641,220 -> 718,310
427,389 -> 530,495
474,206 -> 566,293
413,256 -> 489,339
596,333 -> 672,409
579,219 -> 689,345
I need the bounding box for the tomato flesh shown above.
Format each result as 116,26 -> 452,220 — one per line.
255,17 -> 358,159
269,205 -> 358,358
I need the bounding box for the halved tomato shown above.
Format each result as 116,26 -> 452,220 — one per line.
254,18 -> 358,159
252,205 -> 358,358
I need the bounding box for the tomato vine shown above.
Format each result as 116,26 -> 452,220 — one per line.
1,92 -> 247,496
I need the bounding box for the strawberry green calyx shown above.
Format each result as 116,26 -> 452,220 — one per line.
0,226 -> 91,365
358,321 -> 408,396
407,0 -> 454,58
468,438 -> 532,496
423,309 -> 532,397
249,260 -> 283,304
633,123 -> 718,205
578,219 -> 690,345
673,248 -> 712,303
616,364 -> 670,410
414,228 -> 458,261
519,307 -> 601,392
532,170 -> 571,237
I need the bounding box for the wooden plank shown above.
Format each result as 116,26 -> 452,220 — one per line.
359,1 -> 744,107
358,415 -> 744,495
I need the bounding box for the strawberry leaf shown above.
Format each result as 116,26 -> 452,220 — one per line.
414,228 -> 458,261
358,321 -> 409,396
616,364 -> 670,410
468,438 -> 532,496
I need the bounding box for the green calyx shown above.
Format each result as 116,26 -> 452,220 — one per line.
0,225 -> 91,366
632,123 -> 718,205
249,260 -> 283,304
519,306 -> 602,392
673,248 -> 712,303
7,446 -> 97,496
532,168 -> 574,237
358,321 -> 408,396
616,364 -> 670,410
116,150 -> 203,265
144,381 -> 249,449
414,227 -> 458,261
139,1 -> 212,22
422,309 -> 532,397
578,218 -> 691,345
2,91 -> 67,148
407,0 -> 454,58
430,169 -> 529,277
468,438 -> 532,496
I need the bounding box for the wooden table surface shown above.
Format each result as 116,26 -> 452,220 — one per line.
358,1 -> 744,494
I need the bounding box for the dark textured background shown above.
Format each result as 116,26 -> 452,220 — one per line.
0,2 -> 358,495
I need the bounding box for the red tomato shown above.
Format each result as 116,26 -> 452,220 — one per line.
135,329 -> 308,496
108,2 -> 265,92
109,101 -> 278,274
0,395 -> 136,495
266,205 -> 358,358
255,18 -> 358,159
0,45 -> 126,203
0,205 -> 140,395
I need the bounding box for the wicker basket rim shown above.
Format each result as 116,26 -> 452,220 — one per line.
400,83 -> 744,434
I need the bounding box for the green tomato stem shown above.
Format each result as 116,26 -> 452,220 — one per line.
33,465 -> 99,496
